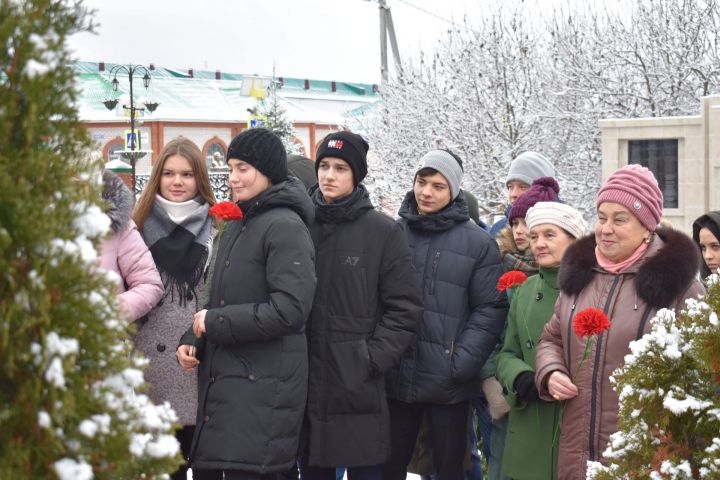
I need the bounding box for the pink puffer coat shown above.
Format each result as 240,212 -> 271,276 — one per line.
99,171 -> 163,321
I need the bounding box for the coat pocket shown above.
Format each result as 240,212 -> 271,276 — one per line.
325,339 -> 379,414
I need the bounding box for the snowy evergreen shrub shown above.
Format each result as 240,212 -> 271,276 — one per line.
588,276 -> 720,479
0,1 -> 181,478
256,73 -> 302,156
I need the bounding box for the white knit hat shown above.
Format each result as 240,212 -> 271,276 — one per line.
526,202 -> 587,239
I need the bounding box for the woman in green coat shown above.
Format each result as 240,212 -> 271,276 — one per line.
495,201 -> 587,480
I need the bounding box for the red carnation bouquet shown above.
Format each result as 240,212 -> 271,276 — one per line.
209,201 -> 243,244
553,307 -> 611,445
497,270 -> 528,292
191,201 -> 243,358
572,307 -> 611,376
209,201 -> 244,223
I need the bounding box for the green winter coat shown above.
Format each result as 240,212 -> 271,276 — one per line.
495,267 -> 561,480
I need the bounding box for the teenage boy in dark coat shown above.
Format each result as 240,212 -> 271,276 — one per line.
300,131 -> 423,480
383,150 -> 508,480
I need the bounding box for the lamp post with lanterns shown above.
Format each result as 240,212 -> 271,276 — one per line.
102,64 -> 159,193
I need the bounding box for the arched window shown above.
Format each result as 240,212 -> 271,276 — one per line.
103,137 -> 125,162
202,137 -> 228,170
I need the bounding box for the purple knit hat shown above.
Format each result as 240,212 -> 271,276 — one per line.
595,164 -> 663,231
508,177 -> 560,222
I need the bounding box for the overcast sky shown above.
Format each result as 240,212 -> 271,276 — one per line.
68,0 -> 591,84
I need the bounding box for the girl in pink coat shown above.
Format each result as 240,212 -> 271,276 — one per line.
99,170 -> 163,321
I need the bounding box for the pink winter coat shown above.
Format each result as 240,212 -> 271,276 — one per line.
534,227 -> 705,480
99,171 -> 163,321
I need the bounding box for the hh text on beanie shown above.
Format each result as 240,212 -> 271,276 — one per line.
315,131 -> 369,186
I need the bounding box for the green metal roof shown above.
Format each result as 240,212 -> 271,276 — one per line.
72,61 -> 379,123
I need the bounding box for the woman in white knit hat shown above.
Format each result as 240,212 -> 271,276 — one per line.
495,201 -> 587,480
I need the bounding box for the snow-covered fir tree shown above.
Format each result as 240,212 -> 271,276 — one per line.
588,274 -> 720,479
0,1 -> 181,478
254,70 -> 302,156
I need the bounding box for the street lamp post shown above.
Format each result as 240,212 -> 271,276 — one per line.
102,64 -> 159,193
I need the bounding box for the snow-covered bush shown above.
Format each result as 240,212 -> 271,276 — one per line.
0,1 -> 181,477
588,276 -> 720,479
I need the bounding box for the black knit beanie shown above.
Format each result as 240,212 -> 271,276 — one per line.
315,131 -> 369,186
226,128 -> 288,184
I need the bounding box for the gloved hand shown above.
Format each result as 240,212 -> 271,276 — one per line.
482,377 -> 510,420
514,371 -> 539,403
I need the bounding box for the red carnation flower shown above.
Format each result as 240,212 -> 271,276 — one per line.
497,270 -> 529,292
573,308 -> 611,338
209,201 -> 243,221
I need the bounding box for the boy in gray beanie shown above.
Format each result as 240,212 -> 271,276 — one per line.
481,150 -> 555,480
383,149 -> 508,480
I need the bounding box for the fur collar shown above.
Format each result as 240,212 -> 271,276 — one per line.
559,227 -> 701,309
102,170 -> 134,233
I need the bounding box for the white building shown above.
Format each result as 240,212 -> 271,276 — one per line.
600,95 -> 720,233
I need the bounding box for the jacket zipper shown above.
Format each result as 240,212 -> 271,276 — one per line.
429,250 -> 441,294
565,297 -> 579,369
589,275 -> 620,461
635,306 -> 654,340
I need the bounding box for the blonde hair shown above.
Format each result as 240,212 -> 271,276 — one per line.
133,137 -> 216,231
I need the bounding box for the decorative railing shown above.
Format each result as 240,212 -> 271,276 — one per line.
135,172 -> 231,201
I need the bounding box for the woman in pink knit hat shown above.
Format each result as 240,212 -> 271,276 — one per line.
533,164 -> 705,479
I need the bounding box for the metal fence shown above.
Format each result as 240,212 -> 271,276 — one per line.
135,172 -> 231,201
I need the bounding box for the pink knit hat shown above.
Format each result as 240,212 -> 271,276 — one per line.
595,164 -> 663,231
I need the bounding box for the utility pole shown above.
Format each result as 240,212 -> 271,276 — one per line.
376,0 -> 402,84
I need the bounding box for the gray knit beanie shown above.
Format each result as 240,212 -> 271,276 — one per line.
506,151 -> 555,187
415,150 -> 464,199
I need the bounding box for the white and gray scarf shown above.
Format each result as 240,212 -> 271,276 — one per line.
142,195 -> 212,306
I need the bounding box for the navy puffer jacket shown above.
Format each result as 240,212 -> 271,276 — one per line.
386,191 -> 508,404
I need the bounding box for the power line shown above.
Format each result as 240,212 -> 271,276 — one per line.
394,0 -> 457,26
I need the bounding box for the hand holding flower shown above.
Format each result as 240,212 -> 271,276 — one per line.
193,309 -> 207,338
548,371 -> 578,400
176,344 -> 199,371
552,308 -> 610,444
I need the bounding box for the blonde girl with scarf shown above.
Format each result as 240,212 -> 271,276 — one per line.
133,137 -> 217,480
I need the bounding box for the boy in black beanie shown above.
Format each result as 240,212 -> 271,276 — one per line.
300,131 -> 423,480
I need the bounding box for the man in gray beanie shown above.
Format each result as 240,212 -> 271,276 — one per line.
481,150 -> 555,480
489,151 -> 555,238
383,149 -> 508,480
